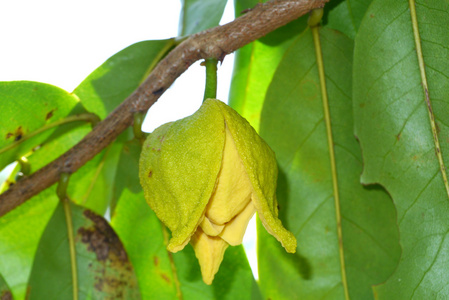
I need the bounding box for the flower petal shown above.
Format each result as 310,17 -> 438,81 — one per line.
205,125 -> 253,225
213,99 -> 297,253
219,200 -> 256,246
139,101 -> 226,252
191,228 -> 229,285
200,216 -> 225,236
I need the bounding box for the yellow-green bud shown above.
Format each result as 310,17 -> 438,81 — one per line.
139,99 -> 297,284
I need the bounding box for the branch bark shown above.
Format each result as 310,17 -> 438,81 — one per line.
0,0 -> 328,217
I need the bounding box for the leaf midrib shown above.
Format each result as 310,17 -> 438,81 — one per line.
408,0 -> 449,199
311,24 -> 350,300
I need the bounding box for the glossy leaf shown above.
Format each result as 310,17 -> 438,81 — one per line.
353,0 -> 449,298
229,0 -> 307,130
178,0 -> 227,36
0,81 -> 84,171
325,0 -> 373,39
111,140 -> 261,299
74,39 -> 175,119
67,143 -> 123,215
0,188 -> 58,300
258,27 -> 400,299
28,201 -> 141,299
26,124 -> 91,172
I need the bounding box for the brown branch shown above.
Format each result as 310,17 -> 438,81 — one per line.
0,0 -> 328,217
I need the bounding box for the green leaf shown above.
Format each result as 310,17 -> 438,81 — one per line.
26,124 -> 91,172
229,0 -> 307,130
0,188 -> 58,300
0,272 -> 13,300
112,140 -> 261,299
258,27 -> 400,299
67,142 -> 124,215
26,121 -> 123,216
325,0 -> 373,39
74,39 -> 175,119
353,0 -> 449,298
28,201 -> 141,300
71,39 -> 175,212
0,81 -> 84,171
178,0 -> 228,36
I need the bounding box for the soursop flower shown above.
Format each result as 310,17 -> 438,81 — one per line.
139,99 -> 296,284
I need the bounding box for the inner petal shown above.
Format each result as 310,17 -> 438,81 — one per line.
219,200 -> 256,246
205,125 -> 253,225
200,216 -> 225,236
190,227 -> 229,285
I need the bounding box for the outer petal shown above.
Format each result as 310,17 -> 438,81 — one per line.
211,99 -> 297,253
139,101 -> 225,252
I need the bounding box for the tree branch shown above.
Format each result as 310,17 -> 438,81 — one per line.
0,0 -> 328,217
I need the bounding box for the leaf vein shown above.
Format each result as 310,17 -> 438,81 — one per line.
398,167 -> 439,225
410,230 -> 448,298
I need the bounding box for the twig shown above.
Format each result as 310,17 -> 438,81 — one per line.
0,0 -> 328,217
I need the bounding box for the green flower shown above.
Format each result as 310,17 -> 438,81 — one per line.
139,99 -> 296,284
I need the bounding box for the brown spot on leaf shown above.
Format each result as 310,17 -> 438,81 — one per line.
160,273 -> 171,284
370,14 -> 375,18
153,256 -> 159,267
148,170 -> 153,178
1,291 -> 13,300
396,133 -> 401,141
6,126 -> 24,141
45,109 -> 55,120
25,285 -> 31,299
77,209 -> 140,299
78,210 -> 128,262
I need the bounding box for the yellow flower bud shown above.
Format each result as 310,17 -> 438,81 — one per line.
139,99 -> 296,284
